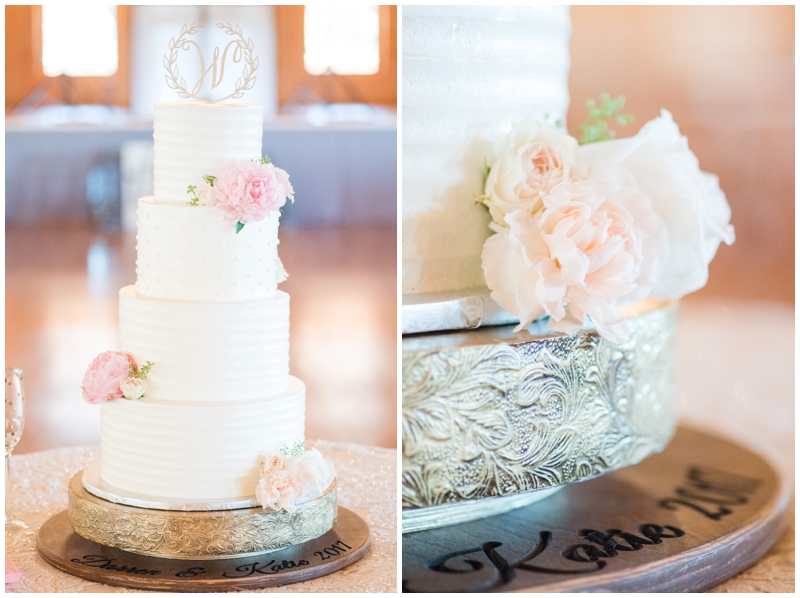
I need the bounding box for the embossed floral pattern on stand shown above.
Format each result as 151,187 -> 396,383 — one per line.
402,305 -> 678,509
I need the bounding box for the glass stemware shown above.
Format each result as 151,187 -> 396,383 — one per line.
5,367 -> 27,530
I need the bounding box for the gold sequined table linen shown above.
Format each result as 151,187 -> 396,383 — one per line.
5,440 -> 397,593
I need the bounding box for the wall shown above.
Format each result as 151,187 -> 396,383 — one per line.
569,5 -> 794,303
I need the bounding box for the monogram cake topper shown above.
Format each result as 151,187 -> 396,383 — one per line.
164,22 -> 258,103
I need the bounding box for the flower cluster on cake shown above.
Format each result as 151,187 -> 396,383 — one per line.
479,95 -> 735,342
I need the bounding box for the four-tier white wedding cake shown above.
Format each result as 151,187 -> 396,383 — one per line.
100,103 -> 304,501
79,100 -> 339,518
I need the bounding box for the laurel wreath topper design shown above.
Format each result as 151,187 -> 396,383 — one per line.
164,22 -> 259,103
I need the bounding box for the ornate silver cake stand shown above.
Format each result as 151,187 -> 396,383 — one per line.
36,467 -> 371,591
65,467 -> 339,559
402,298 -> 678,532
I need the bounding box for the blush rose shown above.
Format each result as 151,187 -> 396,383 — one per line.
482,121 -> 584,227
260,454 -> 287,477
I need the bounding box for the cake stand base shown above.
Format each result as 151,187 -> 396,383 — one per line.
402,427 -> 790,593
37,507 -> 370,592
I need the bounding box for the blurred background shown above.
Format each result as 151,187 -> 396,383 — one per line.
569,5 -> 793,305
570,7 -> 794,578
6,5 -> 397,453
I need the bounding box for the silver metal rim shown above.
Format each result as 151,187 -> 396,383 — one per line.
402,486 -> 562,534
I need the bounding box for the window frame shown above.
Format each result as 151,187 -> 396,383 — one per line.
275,5 -> 396,107
5,5 -> 130,109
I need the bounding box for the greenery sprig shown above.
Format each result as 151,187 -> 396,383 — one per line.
279,439 -> 305,457
571,93 -> 633,145
187,184 -> 199,206
129,361 -> 155,379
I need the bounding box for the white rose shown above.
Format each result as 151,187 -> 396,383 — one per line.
119,376 -> 146,400
580,109 -> 734,299
286,448 -> 336,502
483,121 -> 585,227
197,182 -> 216,206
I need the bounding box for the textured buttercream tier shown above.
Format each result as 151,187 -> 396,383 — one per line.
119,286 -> 290,402
100,377 -> 306,501
153,102 -> 263,202
402,6 -> 571,295
135,197 -> 280,302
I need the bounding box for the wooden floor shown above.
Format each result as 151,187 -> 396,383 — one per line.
5,224 -> 398,454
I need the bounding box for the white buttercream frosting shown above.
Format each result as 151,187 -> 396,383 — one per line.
153,103 -> 263,203
135,197 -> 280,302
402,5 -> 571,294
99,102 -> 315,504
100,377 -> 306,500
119,286 -> 290,402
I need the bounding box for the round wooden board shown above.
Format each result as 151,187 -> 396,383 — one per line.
402,427 -> 791,593
37,507 -> 370,592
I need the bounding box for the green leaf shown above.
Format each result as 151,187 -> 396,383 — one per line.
235,222 -> 245,234
202,174 -> 216,186
570,93 -> 634,145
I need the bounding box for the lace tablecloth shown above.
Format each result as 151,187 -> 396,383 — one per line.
5,440 -> 397,593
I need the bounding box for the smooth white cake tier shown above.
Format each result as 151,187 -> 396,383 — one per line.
100,377 -> 305,501
402,5 -> 571,294
119,286 -> 290,402
135,197 -> 281,302
153,102 -> 263,202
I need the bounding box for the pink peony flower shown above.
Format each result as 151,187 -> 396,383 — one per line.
255,470 -> 301,513
212,160 -> 294,223
81,351 -> 133,405
482,180 -> 666,343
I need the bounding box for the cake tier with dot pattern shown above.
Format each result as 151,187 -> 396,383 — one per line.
135,198 -> 280,302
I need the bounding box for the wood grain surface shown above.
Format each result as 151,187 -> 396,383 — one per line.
402,427 -> 790,593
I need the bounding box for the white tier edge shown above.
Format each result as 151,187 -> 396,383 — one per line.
100,377 -> 306,501
119,286 -> 290,402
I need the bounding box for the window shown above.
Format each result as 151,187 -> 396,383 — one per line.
5,5 -> 130,108
276,6 -> 396,107
304,6 -> 379,75
42,5 -> 118,77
